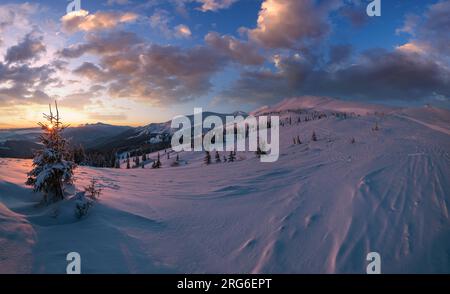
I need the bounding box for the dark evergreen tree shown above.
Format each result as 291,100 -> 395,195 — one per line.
215,151 -> 221,163
312,131 -> 317,141
72,145 -> 85,164
135,156 -> 140,168
204,151 -> 211,165
228,151 -> 236,162
152,153 -> 161,168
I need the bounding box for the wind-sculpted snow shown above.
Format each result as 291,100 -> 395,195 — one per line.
0,102 -> 449,273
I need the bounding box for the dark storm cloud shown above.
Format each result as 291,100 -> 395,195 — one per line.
221,49 -> 450,104
328,44 -> 353,66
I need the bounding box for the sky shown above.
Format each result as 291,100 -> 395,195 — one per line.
0,0 -> 449,128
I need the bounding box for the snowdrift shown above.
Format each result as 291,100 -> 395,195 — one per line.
0,100 -> 449,273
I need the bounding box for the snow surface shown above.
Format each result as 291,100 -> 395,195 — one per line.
0,98 -> 449,273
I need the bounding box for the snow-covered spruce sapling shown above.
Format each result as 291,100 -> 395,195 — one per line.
75,192 -> 91,219
215,151 -> 221,163
26,102 -> 76,203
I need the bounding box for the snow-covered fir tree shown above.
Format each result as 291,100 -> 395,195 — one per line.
26,102 -> 76,203
215,151 -> 221,163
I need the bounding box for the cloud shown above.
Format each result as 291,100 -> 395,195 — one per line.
220,49 -> 450,104
205,32 -> 265,65
68,42 -> 227,105
58,30 -> 142,58
4,32 -> 46,64
328,44 -> 353,68
107,44 -> 227,104
73,62 -> 111,82
197,0 -> 238,12
156,0 -> 237,14
106,0 -> 131,5
218,1 -> 450,106
61,10 -> 138,33
396,1 -> 450,58
0,61 -> 57,106
396,14 -> 420,35
0,3 -> 39,31
340,3 -> 368,27
419,0 -> 450,56
88,112 -> 128,121
149,9 -> 192,39
175,24 -> 192,38
59,92 -> 93,110
245,0 -> 342,49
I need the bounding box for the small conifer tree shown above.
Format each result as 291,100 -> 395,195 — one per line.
26,102 -> 75,203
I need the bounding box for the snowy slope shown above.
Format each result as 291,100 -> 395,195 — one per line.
0,101 -> 449,274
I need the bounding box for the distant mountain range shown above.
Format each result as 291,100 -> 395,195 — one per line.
0,111 -> 248,158
0,123 -> 132,158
